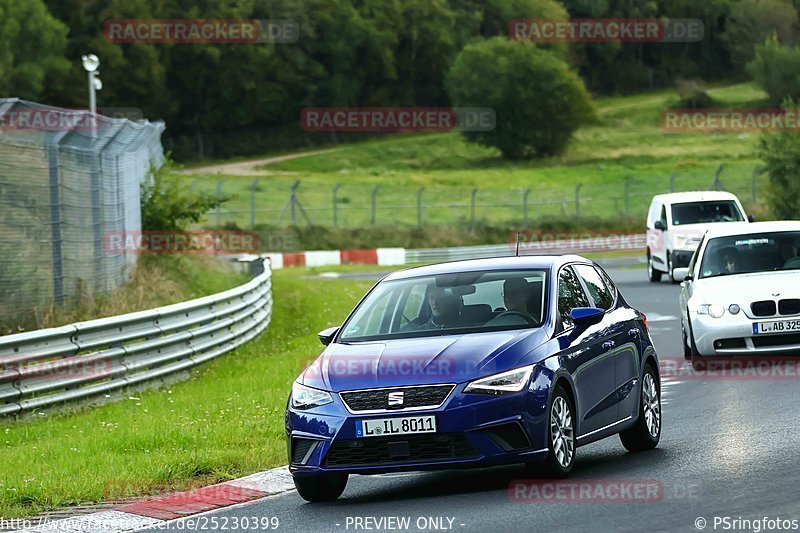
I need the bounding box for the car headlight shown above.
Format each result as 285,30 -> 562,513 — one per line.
291,382 -> 333,409
697,304 -> 725,318
464,365 -> 534,395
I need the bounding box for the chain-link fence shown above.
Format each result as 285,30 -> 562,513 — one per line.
200,164 -> 768,232
0,99 -> 165,324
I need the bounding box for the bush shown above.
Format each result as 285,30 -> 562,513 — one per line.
758,100 -> 800,219
747,35 -> 800,106
141,157 -> 224,231
446,37 -> 595,159
673,79 -> 715,109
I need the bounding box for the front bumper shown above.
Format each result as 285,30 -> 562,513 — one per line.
286,380 -> 551,477
692,313 -> 800,356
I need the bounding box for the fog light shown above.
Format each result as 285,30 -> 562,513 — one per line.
728,304 -> 740,315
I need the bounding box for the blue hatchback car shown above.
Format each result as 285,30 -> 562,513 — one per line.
286,255 -> 661,501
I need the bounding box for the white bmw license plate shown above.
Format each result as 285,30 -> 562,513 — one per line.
355,415 -> 436,438
753,320 -> 800,334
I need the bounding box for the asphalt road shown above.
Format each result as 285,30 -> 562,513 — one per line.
144,266 -> 800,533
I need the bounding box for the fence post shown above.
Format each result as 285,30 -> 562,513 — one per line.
709,164 -> 725,190
752,167 -> 762,205
371,186 -> 379,225
417,187 -> 425,228
575,183 -> 583,221
523,188 -> 531,229
625,177 -> 631,225
215,179 -> 226,228
47,140 -> 65,305
250,178 -> 260,229
669,172 -> 677,193
470,188 -> 478,230
333,183 -> 341,227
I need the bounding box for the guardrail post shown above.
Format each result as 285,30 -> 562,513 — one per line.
470,188 -> 478,230
523,188 -> 531,228
669,172 -> 677,193
250,178 -> 260,229
371,186 -> 379,225
624,177 -> 632,225
417,187 -> 425,228
575,183 -> 582,221
215,179 -> 226,228
333,183 -> 341,227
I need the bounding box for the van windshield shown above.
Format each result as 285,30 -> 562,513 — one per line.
671,201 -> 744,226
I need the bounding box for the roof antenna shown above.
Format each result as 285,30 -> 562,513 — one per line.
515,231 -> 522,257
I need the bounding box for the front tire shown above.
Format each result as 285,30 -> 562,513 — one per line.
294,473 -> 348,502
647,251 -> 662,282
619,365 -> 661,452
539,385 -> 576,477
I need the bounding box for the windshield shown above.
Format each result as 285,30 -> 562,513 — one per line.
338,269 -> 548,342
671,201 -> 744,226
699,231 -> 800,279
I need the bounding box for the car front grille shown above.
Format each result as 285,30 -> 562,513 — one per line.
340,385 -> 454,413
323,433 -> 479,467
751,300 -> 777,317
779,299 -> 800,316
751,333 -> 800,349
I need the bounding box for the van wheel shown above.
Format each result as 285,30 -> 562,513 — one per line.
647,251 -> 662,282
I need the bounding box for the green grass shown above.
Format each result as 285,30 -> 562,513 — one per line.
186,82 -> 772,233
0,267 -> 373,518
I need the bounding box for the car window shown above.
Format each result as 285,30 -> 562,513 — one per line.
339,269 -> 548,341
670,201 -> 744,226
698,231 -> 800,278
574,264 -> 614,310
660,205 -> 668,227
558,266 -> 590,328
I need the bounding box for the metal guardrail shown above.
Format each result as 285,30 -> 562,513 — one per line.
0,260 -> 272,416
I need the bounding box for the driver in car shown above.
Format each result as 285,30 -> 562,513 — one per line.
419,287 -> 464,330
501,277 -> 534,320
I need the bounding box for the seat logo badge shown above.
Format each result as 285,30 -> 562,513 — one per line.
388,391 -> 404,406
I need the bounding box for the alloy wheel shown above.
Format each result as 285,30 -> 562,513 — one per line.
642,373 -> 661,438
550,396 -> 574,468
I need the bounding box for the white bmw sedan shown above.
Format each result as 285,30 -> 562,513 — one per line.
676,221 -> 800,360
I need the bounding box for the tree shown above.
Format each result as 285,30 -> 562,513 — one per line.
747,35 -> 800,106
758,100 -> 800,219
722,0 -> 798,71
0,0 -> 70,100
446,37 -> 595,159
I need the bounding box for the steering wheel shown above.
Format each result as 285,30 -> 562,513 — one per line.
495,310 -> 536,325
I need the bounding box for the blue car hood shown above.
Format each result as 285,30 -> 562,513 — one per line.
300,328 -> 550,392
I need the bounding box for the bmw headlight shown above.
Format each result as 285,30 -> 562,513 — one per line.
697,304 -> 726,318
464,365 -> 534,395
291,382 -> 333,409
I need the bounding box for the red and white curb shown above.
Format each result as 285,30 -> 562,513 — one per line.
18,467 -> 294,532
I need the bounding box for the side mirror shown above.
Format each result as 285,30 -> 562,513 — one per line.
317,326 -> 339,346
748,214 -> 755,222
673,267 -> 691,282
570,307 -> 604,330
654,220 -> 667,231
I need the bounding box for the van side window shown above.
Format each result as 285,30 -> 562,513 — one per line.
659,205 -> 668,227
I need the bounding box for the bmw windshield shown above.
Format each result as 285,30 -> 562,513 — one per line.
338,269 -> 548,342
699,231 -> 800,278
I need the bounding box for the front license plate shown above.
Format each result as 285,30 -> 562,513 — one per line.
753,320 -> 800,334
355,415 -> 436,438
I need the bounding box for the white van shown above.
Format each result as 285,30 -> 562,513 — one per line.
646,191 -> 749,282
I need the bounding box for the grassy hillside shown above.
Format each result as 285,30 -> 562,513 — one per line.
186,83 -> 771,235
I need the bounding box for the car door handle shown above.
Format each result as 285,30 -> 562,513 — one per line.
602,340 -> 615,350
628,328 -> 639,337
